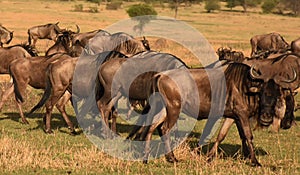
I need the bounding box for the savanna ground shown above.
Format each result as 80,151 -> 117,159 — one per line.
0,0 -> 299,174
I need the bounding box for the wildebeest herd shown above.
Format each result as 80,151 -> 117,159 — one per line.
0,22 -> 299,166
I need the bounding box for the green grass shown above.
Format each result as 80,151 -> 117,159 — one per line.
0,0 -> 300,174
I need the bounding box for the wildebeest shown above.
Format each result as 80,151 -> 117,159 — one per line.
215,47 -> 297,132
250,32 -> 290,57
146,62 -> 295,165
29,32 -> 151,134
29,51 -> 128,133
71,29 -> 110,47
28,22 -> 80,47
70,29 -> 111,57
94,51 -> 187,137
0,25 -> 13,47
0,44 -> 38,114
45,31 -> 72,56
86,32 -> 150,56
28,22 -> 61,47
291,37 -> 300,55
5,54 -> 75,128
0,44 -> 38,74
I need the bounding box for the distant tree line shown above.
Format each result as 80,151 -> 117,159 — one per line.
138,0 -> 300,16
224,0 -> 300,16
66,0 -> 300,17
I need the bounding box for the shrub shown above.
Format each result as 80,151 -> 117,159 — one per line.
74,4 -> 84,12
126,4 -> 157,17
126,4 -> 157,34
204,0 -> 220,13
86,0 -> 101,5
262,0 -> 278,14
106,1 -> 123,10
89,6 -> 99,13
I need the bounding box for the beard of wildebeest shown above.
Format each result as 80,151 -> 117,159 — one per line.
280,91 -> 296,129
259,79 -> 282,126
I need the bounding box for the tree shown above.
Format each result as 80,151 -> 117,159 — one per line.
126,4 -> 157,34
204,0 -> 220,13
168,0 -> 184,19
283,0 -> 300,16
225,0 -> 262,12
226,0 -> 239,10
262,0 -> 278,13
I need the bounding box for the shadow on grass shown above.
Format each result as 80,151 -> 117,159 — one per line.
188,139 -> 268,161
2,112 -> 80,135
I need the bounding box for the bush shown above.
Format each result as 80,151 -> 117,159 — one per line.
89,6 -> 99,13
106,1 -> 122,10
86,0 -> 101,5
204,0 -> 220,13
74,4 -> 84,12
262,0 -> 278,13
126,4 -> 157,17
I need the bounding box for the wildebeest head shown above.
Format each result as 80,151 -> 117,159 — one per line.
62,24 -> 80,36
0,25 -> 14,46
45,29 -> 78,56
217,47 -> 231,61
249,65 -> 297,126
217,47 -> 245,63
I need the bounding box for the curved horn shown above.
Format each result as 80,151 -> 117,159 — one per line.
218,47 -> 222,52
281,66 -> 297,83
75,24 -> 80,34
229,47 -> 232,51
250,64 -> 262,79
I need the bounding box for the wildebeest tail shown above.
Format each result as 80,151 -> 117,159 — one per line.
9,66 -> 24,103
95,74 -> 104,102
28,65 -> 53,114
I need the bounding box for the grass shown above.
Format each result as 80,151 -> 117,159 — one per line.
0,0 -> 300,174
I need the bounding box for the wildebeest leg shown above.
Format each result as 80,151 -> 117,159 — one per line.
55,91 -> 76,134
142,111 -> 167,164
15,100 -> 29,124
97,92 -> 122,138
110,107 -> 118,134
157,123 -> 178,163
207,117 -> 234,161
129,105 -> 150,140
234,118 -> 250,158
237,115 -> 261,167
44,100 -> 54,134
13,80 -> 30,124
43,87 -> 68,134
0,83 -> 14,111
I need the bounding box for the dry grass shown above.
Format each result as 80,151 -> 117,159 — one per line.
0,0 -> 299,174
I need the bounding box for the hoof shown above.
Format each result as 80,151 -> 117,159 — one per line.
165,153 -> 178,163
206,156 -> 214,163
142,160 -> 148,164
166,157 -> 178,163
250,161 -> 262,167
45,129 -> 54,134
22,119 -> 29,125
70,130 -> 78,136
